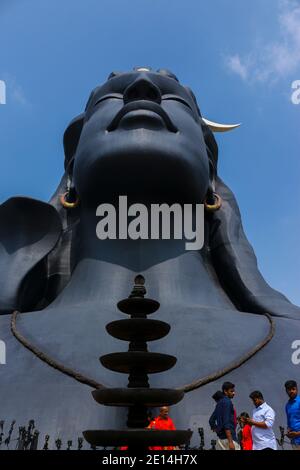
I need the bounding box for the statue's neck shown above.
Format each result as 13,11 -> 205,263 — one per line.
75,204 -> 192,267
73,200 -> 206,268
52,204 -> 232,310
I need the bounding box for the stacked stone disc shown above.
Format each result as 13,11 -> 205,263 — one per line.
83,275 -> 192,450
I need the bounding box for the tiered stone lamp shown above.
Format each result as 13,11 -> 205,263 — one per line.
83,275 -> 192,449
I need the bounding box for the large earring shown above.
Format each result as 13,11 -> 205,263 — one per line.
204,191 -> 222,212
60,177 -> 79,209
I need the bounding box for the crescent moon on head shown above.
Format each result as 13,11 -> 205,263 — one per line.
202,118 -> 241,133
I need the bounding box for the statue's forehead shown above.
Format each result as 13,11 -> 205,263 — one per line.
87,72 -> 197,109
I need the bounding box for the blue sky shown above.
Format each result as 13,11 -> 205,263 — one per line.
0,0 -> 299,304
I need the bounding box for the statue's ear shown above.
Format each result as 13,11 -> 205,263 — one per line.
0,197 -> 62,314
63,113 -> 85,171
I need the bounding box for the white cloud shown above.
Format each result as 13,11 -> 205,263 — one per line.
226,55 -> 249,80
1,73 -> 29,106
11,82 -> 27,105
225,0 -> 300,82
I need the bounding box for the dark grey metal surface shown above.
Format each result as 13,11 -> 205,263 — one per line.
100,352 -> 177,374
117,298 -> 160,316
92,388 -> 184,407
0,68 -> 299,449
106,319 -> 170,342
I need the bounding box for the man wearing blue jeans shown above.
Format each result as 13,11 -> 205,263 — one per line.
285,380 -> 300,450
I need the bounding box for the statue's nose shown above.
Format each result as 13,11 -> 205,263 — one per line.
123,77 -> 161,104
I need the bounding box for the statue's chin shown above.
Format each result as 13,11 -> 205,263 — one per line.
74,137 -> 209,206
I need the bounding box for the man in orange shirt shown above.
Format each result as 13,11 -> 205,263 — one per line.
148,406 -> 176,450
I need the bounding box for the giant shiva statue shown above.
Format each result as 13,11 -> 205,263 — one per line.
0,67 -> 299,448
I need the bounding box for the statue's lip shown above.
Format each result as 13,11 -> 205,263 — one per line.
106,100 -> 178,133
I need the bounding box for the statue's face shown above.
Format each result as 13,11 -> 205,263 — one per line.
73,71 -> 210,205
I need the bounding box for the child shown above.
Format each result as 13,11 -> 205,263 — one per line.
239,412 -> 253,450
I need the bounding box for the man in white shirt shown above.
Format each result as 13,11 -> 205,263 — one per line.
244,390 -> 277,450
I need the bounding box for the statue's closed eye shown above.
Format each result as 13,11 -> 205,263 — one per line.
94,94 -> 123,107
161,94 -> 194,112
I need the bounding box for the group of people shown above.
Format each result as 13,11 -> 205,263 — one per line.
119,379 -> 300,451
208,380 -> 300,450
